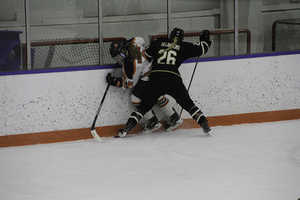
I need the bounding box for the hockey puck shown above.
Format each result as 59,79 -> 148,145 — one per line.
114,135 -> 120,138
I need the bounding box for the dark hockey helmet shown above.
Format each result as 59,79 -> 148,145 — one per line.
110,41 -> 125,57
170,27 -> 184,42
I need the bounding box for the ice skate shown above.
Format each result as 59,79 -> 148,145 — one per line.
115,128 -> 129,138
142,115 -> 162,134
199,116 -> 211,136
116,124 -> 133,138
164,110 -> 183,132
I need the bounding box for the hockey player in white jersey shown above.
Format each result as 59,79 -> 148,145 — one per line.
107,37 -> 183,134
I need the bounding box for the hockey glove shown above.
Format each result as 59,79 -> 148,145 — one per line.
106,73 -> 123,87
200,30 -> 212,46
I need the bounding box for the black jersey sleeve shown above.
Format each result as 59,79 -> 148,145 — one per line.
181,40 -> 211,60
143,39 -> 161,62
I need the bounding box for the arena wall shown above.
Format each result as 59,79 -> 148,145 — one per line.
1,51 -> 300,147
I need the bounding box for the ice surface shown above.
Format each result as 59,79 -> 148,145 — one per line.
1,120 -> 300,200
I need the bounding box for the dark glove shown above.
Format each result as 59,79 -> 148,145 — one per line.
200,30 -> 210,41
106,73 -> 123,87
200,30 -> 211,46
106,73 -> 114,84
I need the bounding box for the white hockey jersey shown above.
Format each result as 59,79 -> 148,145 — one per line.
121,37 -> 151,89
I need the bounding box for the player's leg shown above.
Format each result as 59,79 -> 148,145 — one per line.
131,80 -> 162,134
187,105 -> 211,134
141,109 -> 162,134
118,82 -> 161,137
156,95 -> 183,131
169,81 -> 211,134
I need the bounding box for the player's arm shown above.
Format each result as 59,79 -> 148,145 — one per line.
106,73 -> 123,88
142,39 -> 160,62
199,30 -> 212,53
139,58 -> 152,81
142,50 -> 152,62
121,59 -> 136,89
106,73 -> 134,89
106,59 -> 135,89
185,30 -> 212,59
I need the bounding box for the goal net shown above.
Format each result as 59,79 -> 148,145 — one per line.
22,37 -> 127,70
22,29 -> 251,70
150,29 -> 251,58
272,18 -> 300,52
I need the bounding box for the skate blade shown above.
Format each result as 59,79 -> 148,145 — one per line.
115,131 -> 127,138
142,123 -> 162,134
205,130 -> 212,137
165,119 -> 183,132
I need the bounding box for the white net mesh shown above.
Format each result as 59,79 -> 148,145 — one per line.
272,18 -> 300,52
24,29 -> 251,70
24,37 -> 127,69
150,29 -> 251,58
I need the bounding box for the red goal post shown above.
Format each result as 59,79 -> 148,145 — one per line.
150,29 -> 251,57
22,37 -> 127,70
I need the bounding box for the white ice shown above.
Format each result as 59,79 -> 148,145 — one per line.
1,120 -> 300,200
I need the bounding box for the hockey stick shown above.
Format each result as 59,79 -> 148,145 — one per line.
180,56 -> 200,116
91,63 -> 118,142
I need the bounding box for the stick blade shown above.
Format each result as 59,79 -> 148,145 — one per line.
91,129 -> 103,142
